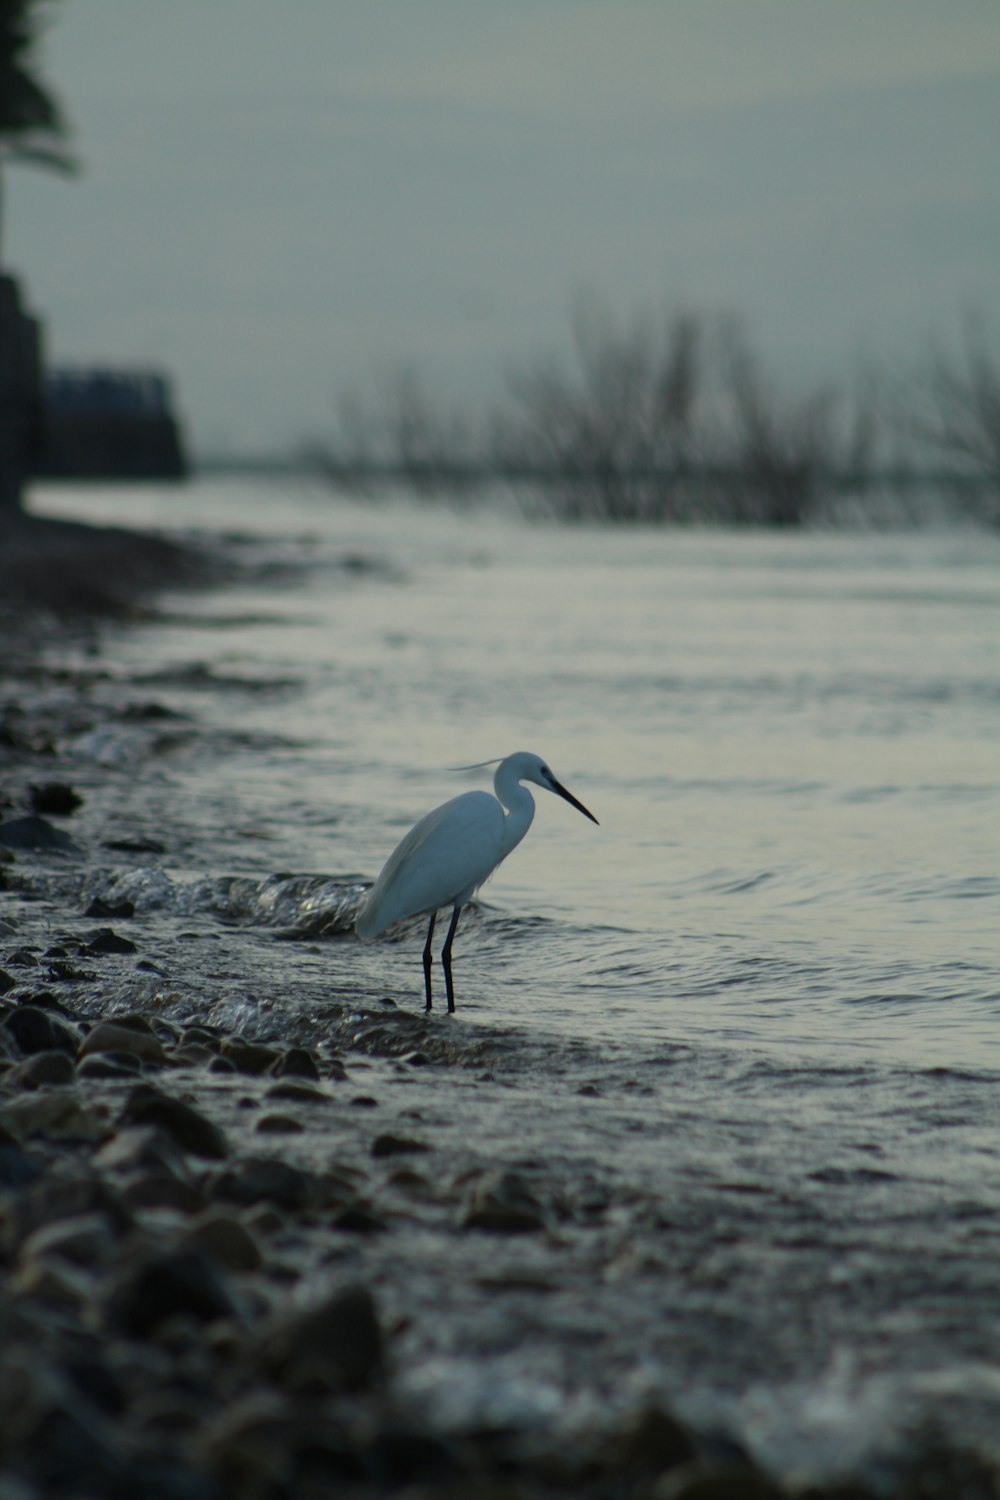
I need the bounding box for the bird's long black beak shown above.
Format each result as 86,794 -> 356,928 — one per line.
551,777 -> 599,825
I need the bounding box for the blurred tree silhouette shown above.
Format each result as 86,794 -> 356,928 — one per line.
0,0 -> 77,257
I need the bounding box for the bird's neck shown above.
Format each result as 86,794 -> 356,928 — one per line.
494,769 -> 536,860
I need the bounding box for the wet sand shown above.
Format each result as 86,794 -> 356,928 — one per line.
0,512 -> 992,1499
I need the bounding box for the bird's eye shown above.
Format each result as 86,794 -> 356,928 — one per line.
540,765 -> 551,778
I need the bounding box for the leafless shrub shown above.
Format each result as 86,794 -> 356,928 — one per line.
899,317 -> 1000,527
494,297 -> 706,520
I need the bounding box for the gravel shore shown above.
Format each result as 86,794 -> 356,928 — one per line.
1,511 -> 994,1499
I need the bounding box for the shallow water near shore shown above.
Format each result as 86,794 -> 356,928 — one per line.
11,476 -> 1000,1484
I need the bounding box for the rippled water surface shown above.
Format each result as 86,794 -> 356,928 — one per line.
23,477 -> 1000,1478
34,478 -> 999,1062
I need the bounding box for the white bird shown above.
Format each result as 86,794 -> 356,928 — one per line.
355,751 -> 598,1013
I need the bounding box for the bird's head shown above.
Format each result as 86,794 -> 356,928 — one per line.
508,751 -> 599,825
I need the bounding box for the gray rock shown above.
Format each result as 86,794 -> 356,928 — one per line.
371,1132 -> 431,1158
105,1246 -> 239,1337
462,1169 -> 549,1234
76,1051 -> 143,1079
255,1282 -> 383,1393
80,1021 -> 167,1064
11,1048 -> 76,1089
2,1004 -> 81,1057
181,1210 -> 263,1272
254,1112 -> 304,1135
94,1124 -> 189,1177
20,1211 -> 118,1270
122,1173 -> 207,1216
210,1155 -> 316,1213
0,814 -> 81,852
220,1039 -> 282,1075
118,1083 -> 230,1160
269,1046 -> 320,1080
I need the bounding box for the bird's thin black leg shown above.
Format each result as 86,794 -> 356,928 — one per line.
441,904 -> 462,1014
422,912 -> 436,1012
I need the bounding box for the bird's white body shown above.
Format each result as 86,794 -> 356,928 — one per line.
355,751 -> 597,1011
355,788 -> 526,939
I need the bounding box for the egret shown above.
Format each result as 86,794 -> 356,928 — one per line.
355,751 -> 598,1013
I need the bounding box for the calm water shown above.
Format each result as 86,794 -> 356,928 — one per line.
23,477 -> 1000,1477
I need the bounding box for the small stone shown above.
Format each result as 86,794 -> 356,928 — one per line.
0,813 -> 80,851
105,1246 -> 238,1337
371,1133 -> 431,1159
462,1170 -> 549,1234
332,1204 -> 387,1235
0,1088 -> 104,1143
255,1113 -> 305,1135
94,1124 -> 188,1177
269,1046 -> 320,1080
651,1463 -> 788,1500
1,1174 -> 132,1249
118,1083 -> 230,1159
30,782 -> 84,815
76,1052 -> 142,1079
600,1402 -> 698,1477
120,1174 -> 206,1216
0,1139 -> 42,1190
82,927 -> 137,956
210,1155 -> 316,1212
10,1254 -> 95,1313
181,1210 -> 263,1272
264,1080 -> 329,1105
11,1048 -> 76,1089
169,1042 -> 217,1066
84,896 -> 136,919
2,1003 -> 80,1057
20,1211 -> 118,1270
0,968 -> 15,995
255,1282 -> 383,1393
80,1022 -> 167,1065
220,1039 -> 282,1075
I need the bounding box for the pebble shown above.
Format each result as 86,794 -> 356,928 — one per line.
254,1113 -> 305,1135
76,1051 -> 142,1079
220,1039 -> 282,1075
105,1245 -> 239,1337
181,1209 -> 264,1273
119,1173 -> 207,1216
118,1083 -> 230,1159
652,1464 -> 789,1499
210,1155 -> 316,1213
462,1169 -> 550,1234
94,1123 -> 189,1177
253,1281 -> 383,1394
0,1088 -> 105,1143
20,1210 -> 119,1270
82,926 -> 138,956
10,1048 -> 76,1089
1,1003 -> 81,1057
371,1132 -> 432,1158
269,1046 -> 320,1080
264,1079 -> 329,1105
79,1021 -> 168,1065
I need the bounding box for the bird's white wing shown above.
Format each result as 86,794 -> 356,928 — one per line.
356,791 -> 505,938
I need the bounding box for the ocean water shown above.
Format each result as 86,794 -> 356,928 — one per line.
22,476 -> 1000,1478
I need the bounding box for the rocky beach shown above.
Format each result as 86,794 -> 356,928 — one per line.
3,505 -> 1000,1500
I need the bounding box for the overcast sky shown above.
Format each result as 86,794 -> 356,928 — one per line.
7,1 -> 1000,457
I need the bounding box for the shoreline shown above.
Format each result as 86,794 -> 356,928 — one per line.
0,512 -> 994,1498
